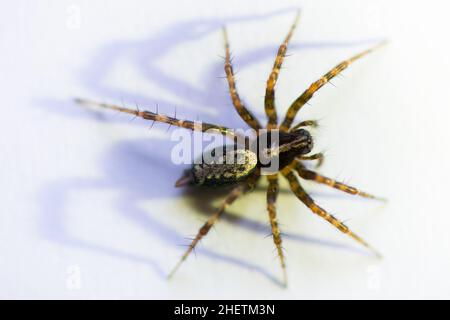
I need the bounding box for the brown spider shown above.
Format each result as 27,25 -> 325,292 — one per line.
76,11 -> 386,286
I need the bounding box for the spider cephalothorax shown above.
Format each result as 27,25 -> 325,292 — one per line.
274,128 -> 314,168
77,11 -> 386,286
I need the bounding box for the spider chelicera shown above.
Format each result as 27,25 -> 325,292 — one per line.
76,11 -> 386,286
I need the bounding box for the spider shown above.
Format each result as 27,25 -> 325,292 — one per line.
76,11 -> 386,287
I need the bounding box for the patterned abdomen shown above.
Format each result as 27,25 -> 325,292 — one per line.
192,148 -> 257,186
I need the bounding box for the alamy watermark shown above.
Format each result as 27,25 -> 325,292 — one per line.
66,5 -> 81,30
169,124 -> 281,174
366,265 -> 381,291
66,265 -> 81,290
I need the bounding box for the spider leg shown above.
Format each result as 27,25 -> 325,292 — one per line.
281,167 -> 382,258
280,41 -> 387,131
291,120 -> 319,130
264,11 -> 300,129
297,152 -> 324,168
266,174 -> 287,286
295,161 -> 386,201
222,28 -> 262,130
75,98 -> 236,138
168,170 -> 260,279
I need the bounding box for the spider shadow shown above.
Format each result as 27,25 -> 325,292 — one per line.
39,136 -> 371,287
37,9 -> 381,287
182,180 -> 375,256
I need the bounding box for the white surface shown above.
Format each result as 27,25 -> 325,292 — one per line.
1,0 -> 450,299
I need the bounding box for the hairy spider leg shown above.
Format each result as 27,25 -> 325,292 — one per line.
281,166 -> 382,258
294,161 -> 386,201
168,170 -> 260,279
291,120 -> 319,130
265,10 -> 301,129
280,41 -> 387,131
297,152 -> 324,168
222,28 -> 262,131
75,98 -> 237,138
266,174 -> 287,286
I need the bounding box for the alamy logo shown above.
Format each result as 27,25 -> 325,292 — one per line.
170,124 -> 280,174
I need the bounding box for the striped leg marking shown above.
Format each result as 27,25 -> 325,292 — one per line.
266,174 -> 287,286
222,28 -> 262,130
295,162 -> 386,201
280,41 -> 387,131
75,98 -> 236,138
281,167 -> 381,258
168,170 -> 260,279
264,11 -> 300,129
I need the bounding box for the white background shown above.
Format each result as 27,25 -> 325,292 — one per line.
1,0 -> 450,299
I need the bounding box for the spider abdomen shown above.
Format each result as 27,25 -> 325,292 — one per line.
192,147 -> 258,186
